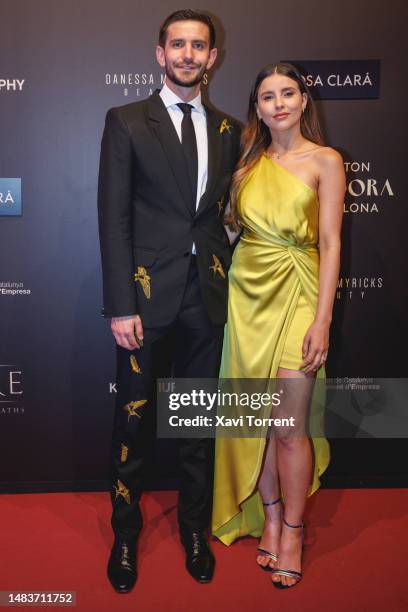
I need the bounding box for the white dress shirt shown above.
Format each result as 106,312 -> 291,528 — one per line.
159,82 -> 208,211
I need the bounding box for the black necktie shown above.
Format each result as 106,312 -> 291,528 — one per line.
177,103 -> 198,211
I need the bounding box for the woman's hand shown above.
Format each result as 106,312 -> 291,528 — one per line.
300,320 -> 330,374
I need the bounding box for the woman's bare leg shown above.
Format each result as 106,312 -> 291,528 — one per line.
271,367 -> 314,586
256,436 -> 281,568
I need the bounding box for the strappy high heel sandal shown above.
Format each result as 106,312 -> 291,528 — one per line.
256,497 -> 281,572
271,517 -> 304,588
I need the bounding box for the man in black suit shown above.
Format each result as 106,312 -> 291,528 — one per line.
98,9 -> 240,592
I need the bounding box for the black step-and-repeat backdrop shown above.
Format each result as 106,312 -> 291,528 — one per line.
1,0 -> 407,492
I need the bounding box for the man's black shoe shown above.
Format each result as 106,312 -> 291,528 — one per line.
181,531 -> 215,583
107,537 -> 138,593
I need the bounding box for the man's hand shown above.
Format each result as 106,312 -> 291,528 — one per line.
111,314 -> 144,350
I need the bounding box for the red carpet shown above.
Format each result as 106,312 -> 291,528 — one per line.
1,489 -> 407,611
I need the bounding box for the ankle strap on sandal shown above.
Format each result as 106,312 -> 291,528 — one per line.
283,517 -> 303,529
262,497 -> 281,507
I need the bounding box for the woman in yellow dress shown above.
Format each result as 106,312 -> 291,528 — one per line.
212,63 -> 345,588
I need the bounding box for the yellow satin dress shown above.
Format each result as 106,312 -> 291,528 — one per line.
212,153 -> 330,545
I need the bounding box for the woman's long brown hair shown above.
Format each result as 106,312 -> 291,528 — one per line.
228,63 -> 324,229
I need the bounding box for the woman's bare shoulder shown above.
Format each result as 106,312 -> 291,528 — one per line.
313,146 -> 344,169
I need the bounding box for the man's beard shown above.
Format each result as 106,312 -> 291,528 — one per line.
165,60 -> 206,88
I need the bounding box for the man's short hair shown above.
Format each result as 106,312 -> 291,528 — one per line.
159,9 -> 216,49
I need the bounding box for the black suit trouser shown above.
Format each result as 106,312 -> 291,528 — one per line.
110,256 -> 224,539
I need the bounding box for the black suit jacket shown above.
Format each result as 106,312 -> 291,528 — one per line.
98,90 -> 241,327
